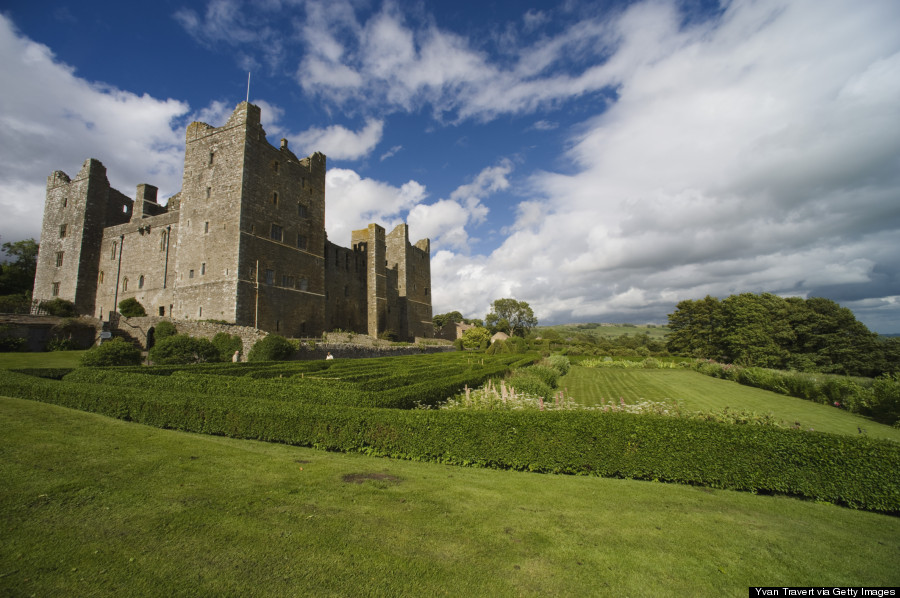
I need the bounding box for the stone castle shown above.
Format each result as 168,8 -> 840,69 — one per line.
32,102 -> 434,341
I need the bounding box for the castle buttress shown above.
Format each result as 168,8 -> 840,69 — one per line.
32,102 -> 434,341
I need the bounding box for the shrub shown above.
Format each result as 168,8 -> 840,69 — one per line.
0,293 -> 31,314
149,334 -> 219,365
0,336 -> 26,352
211,332 -> 243,362
81,338 -> 142,366
39,298 -> 77,317
506,369 -> 553,398
546,355 -> 571,376
247,335 -> 295,362
47,338 -> 77,351
522,364 -> 559,389
154,320 -> 177,340
118,297 -> 147,318
869,373 -> 900,426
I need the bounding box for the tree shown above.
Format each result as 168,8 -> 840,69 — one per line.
460,326 -> 491,349
433,311 -> 465,329
118,297 -> 147,317
485,298 -> 538,338
0,238 -> 39,296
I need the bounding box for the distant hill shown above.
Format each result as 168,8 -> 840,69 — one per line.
536,323 -> 670,341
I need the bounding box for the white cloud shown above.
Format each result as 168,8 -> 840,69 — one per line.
379,145 -> 402,161
427,0 -> 900,331
324,168 -> 427,244
0,14 -> 188,243
293,119 -> 384,160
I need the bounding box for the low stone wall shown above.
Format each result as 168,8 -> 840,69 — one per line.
0,315 -> 100,352
110,315 -> 267,353
291,343 -> 455,361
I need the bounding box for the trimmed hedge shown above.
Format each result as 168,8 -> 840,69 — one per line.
2,368 -> 899,513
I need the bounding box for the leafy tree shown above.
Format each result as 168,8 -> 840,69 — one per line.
0,238 -> 39,296
667,293 -> 884,376
460,326 -> 491,349
433,311 -> 465,329
485,298 -> 538,338
118,297 -> 147,317
247,334 -> 295,362
81,338 -> 142,366
149,334 -> 219,365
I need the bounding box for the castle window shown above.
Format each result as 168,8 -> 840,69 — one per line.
63,197 -> 68,208
159,306 -> 165,316
189,270 -> 194,279
273,161 -> 279,174
138,275 -> 144,289
59,224 -> 67,238
201,263 -> 206,275
51,282 -> 60,296
273,192 -> 279,206
204,221 -> 209,233
111,241 -> 117,260
270,224 -> 283,242
282,274 -> 293,287
425,287 -> 429,296
209,151 -> 214,166
344,285 -> 349,297
265,269 -> 274,285
297,234 -> 307,250
199,306 -> 203,317
299,278 -> 308,291
56,251 -> 64,267
123,277 -> 128,292
206,187 -> 211,199
99,271 -> 104,284
297,203 -> 308,218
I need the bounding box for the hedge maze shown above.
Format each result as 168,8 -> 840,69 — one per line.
2,351 -> 898,514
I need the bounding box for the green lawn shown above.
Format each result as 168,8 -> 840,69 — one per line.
561,365 -> 900,442
2,396 -> 898,597
0,350 -> 87,368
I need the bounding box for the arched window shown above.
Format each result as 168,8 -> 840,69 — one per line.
160,229 -> 167,251
138,275 -> 144,289
122,277 -> 128,292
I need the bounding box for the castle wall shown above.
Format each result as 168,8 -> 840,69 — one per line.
96,212 -> 179,319
324,240 -> 367,334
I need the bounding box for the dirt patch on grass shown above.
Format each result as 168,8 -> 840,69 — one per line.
341,473 -> 402,484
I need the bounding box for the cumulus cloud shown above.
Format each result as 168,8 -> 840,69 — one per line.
293,119 -> 384,161
0,14 -> 188,242
430,0 -> 900,331
324,168 -> 427,244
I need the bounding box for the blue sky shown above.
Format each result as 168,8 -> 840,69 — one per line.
1,0 -> 899,332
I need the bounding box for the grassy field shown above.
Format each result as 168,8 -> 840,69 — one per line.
537,323 -> 670,340
561,365 -> 900,442
0,350 -> 86,368
2,395 -> 898,597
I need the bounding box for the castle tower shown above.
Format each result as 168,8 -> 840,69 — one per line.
33,159 -> 132,315
173,102 -> 328,334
